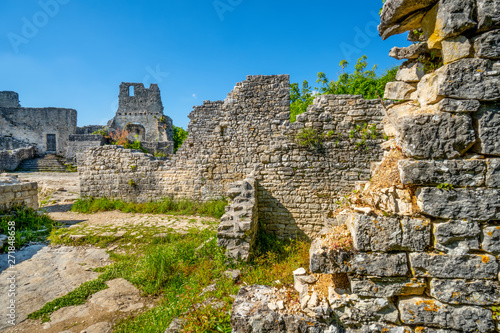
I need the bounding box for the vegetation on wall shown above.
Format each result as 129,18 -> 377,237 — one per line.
290,55 -> 398,122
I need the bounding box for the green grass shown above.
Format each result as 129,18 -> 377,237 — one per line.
71,197 -> 228,219
0,207 -> 58,251
40,224 -> 310,332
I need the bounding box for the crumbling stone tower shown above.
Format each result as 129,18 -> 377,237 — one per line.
107,83 -> 174,151
0,91 -> 21,108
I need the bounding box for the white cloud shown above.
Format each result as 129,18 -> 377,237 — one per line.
192,93 -> 197,99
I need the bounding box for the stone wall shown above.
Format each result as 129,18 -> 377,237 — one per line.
0,146 -> 35,171
66,134 -> 105,164
0,92 -> 77,157
0,175 -> 38,211
76,125 -> 105,135
231,1 -> 500,332
80,75 -> 386,238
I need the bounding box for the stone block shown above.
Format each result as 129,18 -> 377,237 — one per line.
397,113 -> 475,159
399,296 -> 494,332
350,277 -> 426,297
384,81 -> 417,100
346,213 -> 430,253
378,0 -> 436,39
477,0 -> 500,32
346,324 -> 414,333
473,103 -> 500,156
309,238 -> 353,274
330,295 -> 399,326
417,59 -> 500,106
434,98 -> 481,113
441,36 -> 472,64
389,42 -> 432,60
482,226 -> 500,255
409,252 -> 498,279
352,253 -> 408,277
486,159 -> 500,188
433,220 -> 480,252
417,187 -> 500,221
473,29 -> 500,60
396,62 -> 425,82
398,159 -> 486,187
421,0 -> 477,49
430,279 -> 500,305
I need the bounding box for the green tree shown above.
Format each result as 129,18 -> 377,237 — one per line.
290,56 -> 398,122
173,125 -> 188,153
290,80 -> 314,122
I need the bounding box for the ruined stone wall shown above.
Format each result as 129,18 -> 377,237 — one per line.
0,92 -> 20,108
0,106 -> 77,156
0,146 -> 35,171
0,175 -> 38,211
80,75 -> 386,238
76,125 -> 105,135
284,1 -> 500,332
107,83 -> 174,144
66,134 -> 105,164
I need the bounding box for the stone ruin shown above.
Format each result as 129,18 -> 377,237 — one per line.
79,75 -> 387,243
0,174 -> 38,211
229,0 -> 500,332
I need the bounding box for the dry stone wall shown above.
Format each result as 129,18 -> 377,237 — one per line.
0,175 -> 38,211
0,146 -> 35,171
79,75 -> 386,238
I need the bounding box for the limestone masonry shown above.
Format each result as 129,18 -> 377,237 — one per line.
0,174 -> 38,211
79,75 -> 386,239
230,0 -> 500,332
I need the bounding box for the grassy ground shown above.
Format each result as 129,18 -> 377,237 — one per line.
35,220 -> 310,333
0,207 -> 58,251
71,197 -> 228,219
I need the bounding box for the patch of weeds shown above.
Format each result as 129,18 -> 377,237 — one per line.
71,197 -> 228,219
0,207 -> 57,252
295,127 -> 324,149
28,277 -> 109,322
437,183 -> 454,191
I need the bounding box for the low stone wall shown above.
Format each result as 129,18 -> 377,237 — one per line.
0,146 -> 35,171
0,175 -> 38,211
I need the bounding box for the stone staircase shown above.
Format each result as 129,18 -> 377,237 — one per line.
17,154 -> 68,172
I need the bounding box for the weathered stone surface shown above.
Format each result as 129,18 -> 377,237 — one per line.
398,159 -> 486,186
384,81 -> 417,100
389,43 -> 432,60
397,113 -> 475,159
352,253 -> 408,277
409,252 -> 498,279
421,0 -> 477,49
441,36 -> 472,64
350,277 -> 426,297
482,226 -> 500,255
379,0 -> 438,39
399,297 -> 494,332
217,175 -> 259,262
346,324 -> 413,333
486,159 -> 500,188
433,220 -> 480,252
477,0 -> 500,32
473,29 -> 500,60
413,329 -> 459,333
473,103 -> 500,156
231,285 -> 343,333
430,279 -> 500,305
330,295 -> 399,326
396,62 -> 426,82
346,213 -> 430,252
417,187 -> 500,221
309,238 -> 354,274
434,98 -> 480,113
417,59 -> 500,106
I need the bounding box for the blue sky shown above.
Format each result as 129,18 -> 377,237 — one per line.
0,0 -> 410,128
